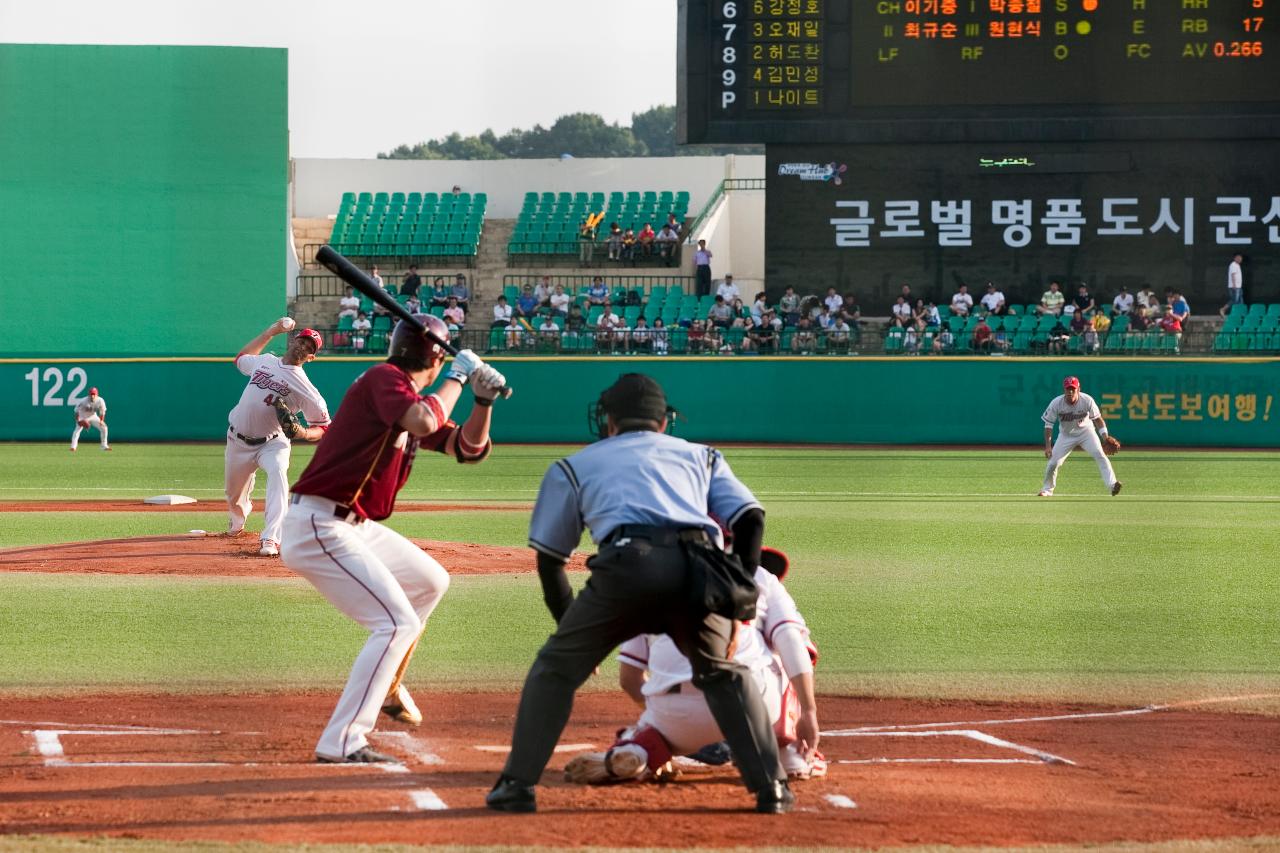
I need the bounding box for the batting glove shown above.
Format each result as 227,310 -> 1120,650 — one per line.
445,349 -> 485,385
471,365 -> 507,401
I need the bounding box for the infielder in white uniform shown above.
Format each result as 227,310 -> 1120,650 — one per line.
1040,375 -> 1122,497
564,548 -> 825,784
226,319 -> 331,556
70,387 -> 110,451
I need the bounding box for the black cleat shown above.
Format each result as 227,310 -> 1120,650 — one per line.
315,745 -> 401,764
1111,481 -> 1123,496
755,780 -> 796,814
486,775 -> 537,813
685,740 -> 733,766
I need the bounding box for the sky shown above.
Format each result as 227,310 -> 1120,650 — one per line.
0,0 -> 678,158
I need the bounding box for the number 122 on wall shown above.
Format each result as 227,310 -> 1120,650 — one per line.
24,366 -> 90,406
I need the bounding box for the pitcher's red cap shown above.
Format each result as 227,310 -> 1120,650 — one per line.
297,329 -> 323,352
1063,376 -> 1080,390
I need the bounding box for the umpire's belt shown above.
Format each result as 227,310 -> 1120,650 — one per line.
229,425 -> 278,447
602,525 -> 711,547
290,492 -> 365,524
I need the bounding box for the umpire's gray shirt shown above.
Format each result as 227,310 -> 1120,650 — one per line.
528,431 -> 762,560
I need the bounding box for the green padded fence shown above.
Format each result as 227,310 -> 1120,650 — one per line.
1,358 -> 1275,446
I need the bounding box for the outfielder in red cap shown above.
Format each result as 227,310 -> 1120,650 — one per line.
1063,375 -> 1080,390
1039,375 -> 1122,498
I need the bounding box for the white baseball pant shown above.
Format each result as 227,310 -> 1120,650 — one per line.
281,494 -> 450,761
70,416 -> 108,450
1042,428 -> 1117,494
638,661 -> 782,756
225,432 -> 291,544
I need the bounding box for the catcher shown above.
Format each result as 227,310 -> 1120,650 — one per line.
563,547 -> 826,786
1039,376 -> 1123,497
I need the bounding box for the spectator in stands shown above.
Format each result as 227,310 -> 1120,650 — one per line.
1047,318 -> 1070,354
791,315 -> 817,354
538,316 -> 561,348
451,274 -> 470,310
1222,252 -> 1245,316
991,326 -> 1011,353
401,265 -> 422,299
656,224 -> 679,265
903,326 -> 920,355
688,318 -> 709,354
973,316 -> 995,353
351,311 -> 371,352
505,316 -> 529,350
1171,290 -> 1191,325
430,277 -> 450,308
1113,286 -> 1134,315
492,295 -> 514,329
1069,308 -> 1089,340
746,311 -> 777,353
717,274 -> 741,303
630,316 -> 653,353
779,286 -> 801,326
980,282 -> 1005,315
950,284 -> 973,318
921,300 -> 940,330
665,212 -> 681,234
729,297 -> 750,328
586,276 -> 609,306
549,284 -> 571,317
370,266 -> 384,290
338,286 -> 360,320
750,291 -> 768,326
1159,305 -> 1183,352
911,299 -> 931,332
516,284 -> 539,321
404,294 -> 421,314
899,283 -> 913,304
451,185 -> 462,196
563,304 -> 587,348
891,296 -> 914,328
932,326 -> 954,354
534,275 -> 553,308
598,303 -> 627,353
651,317 -> 669,355
708,295 -> 734,328
817,305 -> 836,332
823,287 -> 843,315
694,239 -> 713,297
1091,309 -> 1112,336
1136,284 -> 1158,313
578,217 -> 598,267
606,223 -> 623,261
840,294 -> 862,341
444,296 -> 466,329
1037,280 -> 1065,316
1072,283 -> 1096,316
620,227 -> 637,265
637,222 -> 656,259
828,315 -> 852,352
1130,303 -> 1151,332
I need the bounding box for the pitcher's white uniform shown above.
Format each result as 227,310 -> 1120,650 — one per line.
613,568 -> 820,777
225,353 -> 330,547
1041,391 -> 1117,495
70,392 -> 109,451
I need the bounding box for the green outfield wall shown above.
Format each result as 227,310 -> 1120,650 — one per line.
0,45 -> 288,357
1,358 -> 1276,447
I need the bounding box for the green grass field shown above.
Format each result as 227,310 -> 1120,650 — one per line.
1,443 -> 1277,710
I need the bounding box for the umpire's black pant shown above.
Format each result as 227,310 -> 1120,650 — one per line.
502,533 -> 785,793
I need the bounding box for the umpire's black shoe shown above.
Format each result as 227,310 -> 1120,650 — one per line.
486,775 -> 537,813
755,780 -> 795,814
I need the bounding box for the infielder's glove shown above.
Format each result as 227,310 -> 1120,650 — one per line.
77,420 -> 89,429
1102,435 -> 1121,456
273,396 -> 302,440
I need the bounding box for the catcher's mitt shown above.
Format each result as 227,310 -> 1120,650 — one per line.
1102,435 -> 1121,456
273,396 -> 302,439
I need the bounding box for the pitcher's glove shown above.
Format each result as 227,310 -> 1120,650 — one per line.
273,397 -> 302,440
1102,435 -> 1121,456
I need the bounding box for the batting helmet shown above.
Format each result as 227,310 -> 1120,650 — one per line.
588,373 -> 677,439
388,314 -> 451,371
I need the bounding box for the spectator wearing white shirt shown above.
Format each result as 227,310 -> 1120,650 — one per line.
716,274 -> 740,303
979,283 -> 1005,315
950,284 -> 973,317
492,295 -> 514,328
823,287 -> 843,314
817,305 -> 836,331
1222,252 -> 1244,316
549,284 -> 571,317
369,266 -> 384,290
338,286 -> 360,320
1112,287 -> 1134,315
750,291 -> 768,325
630,316 -> 653,352
351,311 -> 371,351
538,316 -> 561,347
655,225 -> 679,266
891,296 -> 914,328
534,275 -> 553,308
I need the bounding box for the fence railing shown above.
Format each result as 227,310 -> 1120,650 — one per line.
297,271 -> 472,300
683,178 -> 766,244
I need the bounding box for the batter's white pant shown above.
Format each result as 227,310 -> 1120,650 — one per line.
225,432 -> 291,544
281,494 -> 450,761
638,660 -> 783,756
70,416 -> 108,450
1042,428 -> 1117,494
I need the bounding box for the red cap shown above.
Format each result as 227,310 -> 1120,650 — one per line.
296,328 -> 323,352
1063,376 -> 1080,390
89,386 -> 98,395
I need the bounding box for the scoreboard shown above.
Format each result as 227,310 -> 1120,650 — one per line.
678,0 -> 1280,144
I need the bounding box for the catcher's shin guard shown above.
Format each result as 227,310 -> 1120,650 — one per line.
693,668 -> 785,793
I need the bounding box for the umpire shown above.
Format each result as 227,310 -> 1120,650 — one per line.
486,373 -> 792,814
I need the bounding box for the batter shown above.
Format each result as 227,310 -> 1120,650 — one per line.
226,318 -> 331,556
70,387 -> 109,451
1040,375 -> 1122,497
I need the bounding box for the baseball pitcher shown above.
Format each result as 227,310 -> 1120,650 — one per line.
226,318 -> 331,556
1040,375 -> 1122,497
70,387 -> 109,451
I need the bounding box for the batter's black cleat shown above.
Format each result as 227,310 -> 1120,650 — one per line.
315,745 -> 401,764
755,780 -> 795,814
1111,481 -> 1124,496
486,775 -> 537,813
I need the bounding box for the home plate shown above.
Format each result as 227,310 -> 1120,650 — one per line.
144,495 -> 198,506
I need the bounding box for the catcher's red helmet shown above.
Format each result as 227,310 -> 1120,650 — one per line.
388,314 -> 450,370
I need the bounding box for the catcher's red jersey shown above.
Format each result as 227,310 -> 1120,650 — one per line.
292,363 -> 455,521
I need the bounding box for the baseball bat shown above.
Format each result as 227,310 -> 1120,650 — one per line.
316,245 -> 511,399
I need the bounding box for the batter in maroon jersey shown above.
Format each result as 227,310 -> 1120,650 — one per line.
282,314 -> 507,763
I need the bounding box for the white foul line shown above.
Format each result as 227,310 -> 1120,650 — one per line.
409,789 -> 448,810
824,729 -> 1075,766
839,758 -> 1041,765
824,794 -> 858,809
